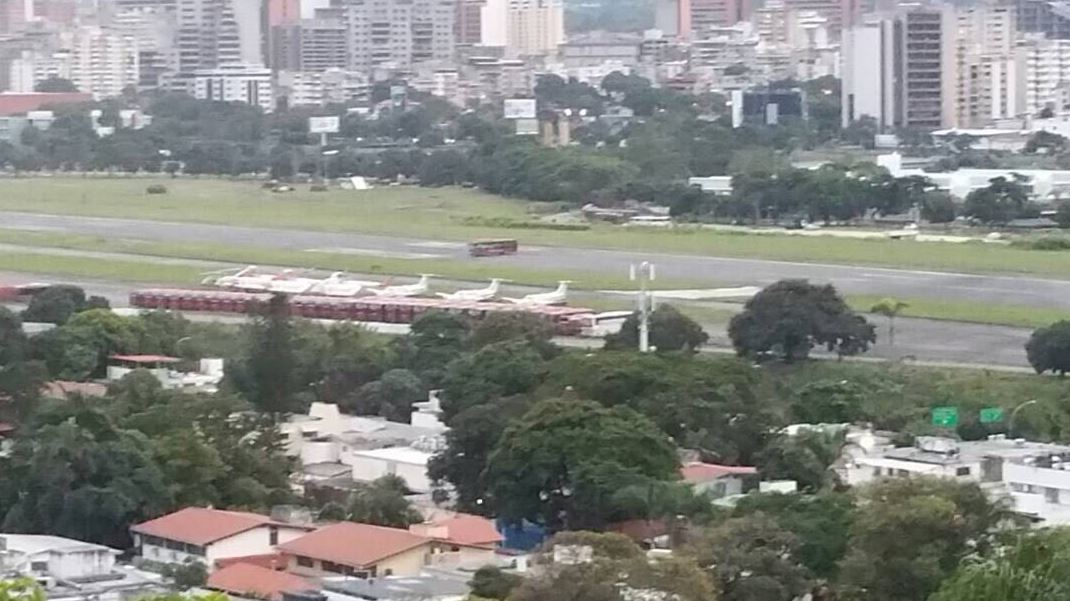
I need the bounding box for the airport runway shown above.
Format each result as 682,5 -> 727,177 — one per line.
1,211 -> 1068,310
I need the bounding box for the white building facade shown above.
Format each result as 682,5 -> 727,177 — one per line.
193,63 -> 274,111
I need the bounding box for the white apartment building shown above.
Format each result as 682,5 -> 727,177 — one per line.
505,0 -> 564,57
111,6 -> 178,89
1016,33 -> 1070,115
7,28 -> 139,99
844,435 -> 1070,525
950,3 -> 1018,128
341,0 -> 455,70
0,534 -> 119,581
278,68 -> 370,106
193,63 -> 274,111
175,0 -> 261,86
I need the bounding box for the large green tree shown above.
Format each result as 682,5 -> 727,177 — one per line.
1026,320 -> 1070,375
230,294 -> 302,415
486,397 -> 678,530
603,304 -> 709,352
343,475 -> 423,528
729,280 -> 875,361
931,529 -> 1070,601
837,477 -> 1010,601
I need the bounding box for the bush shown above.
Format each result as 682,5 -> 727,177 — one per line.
458,216 -> 590,231
146,184 -> 168,194
1011,236 -> 1070,251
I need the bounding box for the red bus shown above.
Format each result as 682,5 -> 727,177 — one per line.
468,238 -> 518,257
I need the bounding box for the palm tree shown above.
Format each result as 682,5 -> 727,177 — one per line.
870,298 -> 909,346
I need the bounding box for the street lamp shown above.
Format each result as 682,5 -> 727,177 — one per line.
1009,399 -> 1039,438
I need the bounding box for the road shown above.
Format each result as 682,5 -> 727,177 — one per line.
2,211 -> 1068,310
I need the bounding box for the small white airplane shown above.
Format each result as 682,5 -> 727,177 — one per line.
203,266 -> 275,290
505,281 -> 570,306
437,278 -> 506,302
370,274 -> 434,297
307,272 -> 377,297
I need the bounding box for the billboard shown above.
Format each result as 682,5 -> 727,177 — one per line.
309,116 -> 340,134
504,98 -> 537,120
515,118 -> 539,136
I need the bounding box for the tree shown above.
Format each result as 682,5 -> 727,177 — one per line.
231,295 -> 301,415
439,341 -> 546,421
921,191 -> 956,223
21,285 -> 97,325
931,529 -> 1070,601
347,369 -> 424,422
838,477 -> 1010,601
690,513 -> 811,601
1026,321 -> 1070,375
0,578 -> 44,601
732,492 -> 854,579
417,150 -> 470,186
603,304 -> 709,352
35,77 -> 79,93
791,379 -> 867,424
870,298 -> 908,346
468,312 -> 557,357
486,398 -> 678,531
469,566 -> 523,600
728,280 -> 876,361
164,560 -> 208,589
756,429 -> 844,492
1024,130 -> 1068,155
344,475 -> 423,528
1056,201 -> 1070,229
963,176 -> 1030,225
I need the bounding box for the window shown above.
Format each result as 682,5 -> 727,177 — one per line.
956,467 -> 971,476
269,527 -> 279,546
30,562 -> 48,573
296,556 -> 314,568
1047,487 -> 1060,503
383,569 -> 393,577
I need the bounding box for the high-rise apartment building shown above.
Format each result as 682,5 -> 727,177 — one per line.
456,0 -> 484,46
1012,0 -> 1070,39
505,0 -> 563,56
175,0 -> 262,85
267,0 -> 301,27
9,27 -> 140,98
1016,34 -> 1070,113
272,16 -> 348,71
951,3 -> 1018,127
0,0 -> 32,33
338,0 -> 455,69
780,0 -> 855,39
841,6 -> 955,130
111,6 -> 178,88
193,62 -> 274,110
655,0 -> 692,39
690,0 -> 751,35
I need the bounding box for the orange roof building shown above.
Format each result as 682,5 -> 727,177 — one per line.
207,563 -> 316,601
278,522 -> 435,579
131,507 -> 312,571
409,513 -> 502,548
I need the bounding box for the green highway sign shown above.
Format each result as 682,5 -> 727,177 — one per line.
980,407 -> 1005,424
932,406 -> 959,427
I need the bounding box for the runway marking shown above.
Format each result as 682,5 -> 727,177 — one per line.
304,247 -> 443,259
407,241 -> 467,249
0,225 -> 67,232
600,286 -> 761,300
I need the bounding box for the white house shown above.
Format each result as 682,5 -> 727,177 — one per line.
0,534 -> 119,580
679,462 -> 758,498
130,507 -> 312,570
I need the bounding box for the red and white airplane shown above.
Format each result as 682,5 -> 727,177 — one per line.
504,281 -> 570,306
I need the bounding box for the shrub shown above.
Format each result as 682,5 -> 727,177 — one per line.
146,184 -> 168,194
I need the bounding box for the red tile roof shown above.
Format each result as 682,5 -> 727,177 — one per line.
207,563 -> 316,601
215,553 -> 288,571
0,422 -> 14,435
410,513 -> 502,547
278,522 -> 431,568
43,381 -> 107,398
110,354 -> 180,363
132,507 -> 284,546
0,93 -> 92,116
679,462 -> 758,483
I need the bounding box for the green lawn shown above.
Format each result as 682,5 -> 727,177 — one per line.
848,295 -> 1070,330
5,178 -> 1070,278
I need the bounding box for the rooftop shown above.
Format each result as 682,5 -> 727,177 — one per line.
322,574 -> 470,600
0,92 -> 93,116
0,534 -> 119,556
110,354 -> 180,364
679,462 -> 758,482
410,513 -> 502,547
277,522 -> 431,568
207,563 -> 316,601
131,507 -> 294,546
880,436 -> 1070,466
350,446 -> 434,464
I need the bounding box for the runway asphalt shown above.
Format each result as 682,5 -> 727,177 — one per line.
1,211 -> 1068,311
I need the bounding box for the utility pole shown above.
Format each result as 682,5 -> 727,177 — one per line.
630,262 -> 655,353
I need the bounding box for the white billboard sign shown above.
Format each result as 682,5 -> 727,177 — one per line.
504,98 -> 537,120
515,118 -> 539,136
309,116 -> 340,134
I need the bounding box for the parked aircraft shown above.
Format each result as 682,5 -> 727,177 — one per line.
370,274 -> 434,297
504,281 -> 570,306
436,278 -> 505,302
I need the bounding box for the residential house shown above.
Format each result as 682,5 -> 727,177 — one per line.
206,562 -> 317,601
679,462 -> 758,498
130,507 -> 312,569
278,522 -> 435,578
409,512 -> 502,568
0,534 -> 166,601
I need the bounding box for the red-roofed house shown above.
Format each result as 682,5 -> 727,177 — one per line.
0,92 -> 92,116
131,508 -> 312,570
680,462 -> 758,497
409,513 -> 501,568
207,562 -> 317,601
278,522 -> 435,578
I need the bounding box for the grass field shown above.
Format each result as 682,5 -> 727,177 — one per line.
4,178 -> 1070,277
846,295 -> 1070,329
